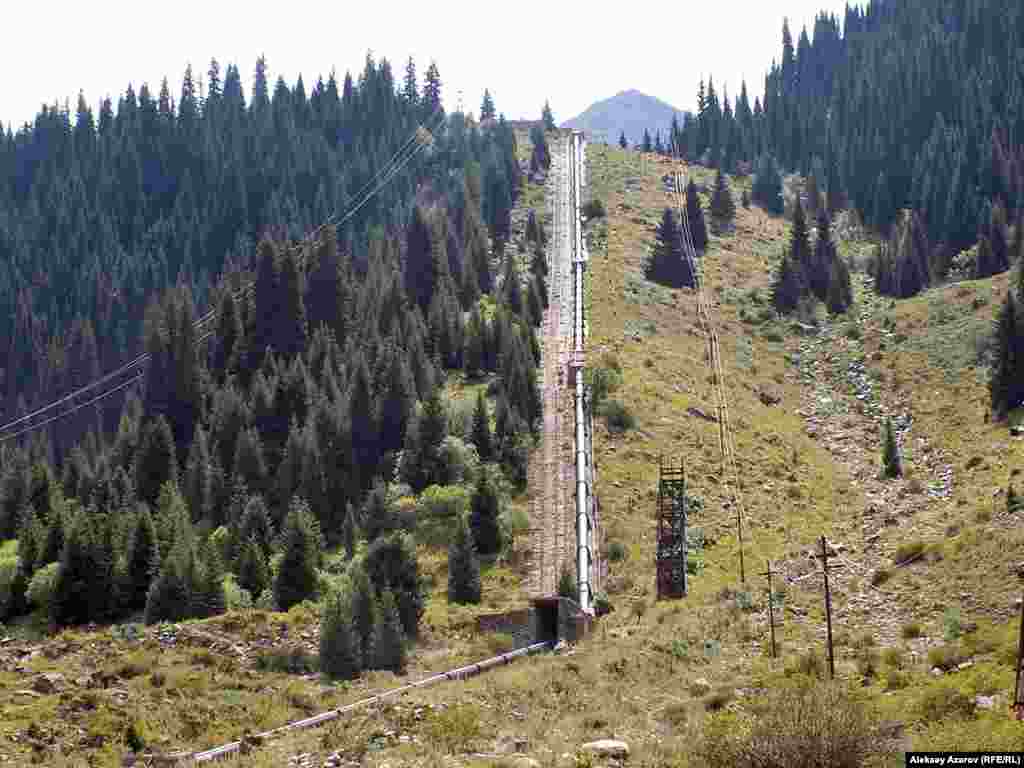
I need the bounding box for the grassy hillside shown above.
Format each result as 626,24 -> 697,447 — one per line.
4,137 -> 1023,767
238,142 -> 1024,766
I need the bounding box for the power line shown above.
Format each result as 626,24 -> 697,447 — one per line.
0,107 -> 446,442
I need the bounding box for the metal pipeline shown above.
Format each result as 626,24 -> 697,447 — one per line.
191,642 -> 552,762
571,132 -> 591,614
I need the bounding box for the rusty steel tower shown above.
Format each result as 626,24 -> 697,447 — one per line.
656,456 -> 689,599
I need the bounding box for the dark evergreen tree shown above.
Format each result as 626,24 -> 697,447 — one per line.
772,250 -> 804,315
990,291 -> 1024,419
480,90 -> 496,121
236,536 -> 270,598
541,101 -> 555,132
619,131 -> 628,150
51,509 -> 115,625
470,390 -> 494,461
881,417 -> 902,479
125,504 -> 160,613
685,180 -> 709,252
646,207 -> 694,288
709,169 -> 737,233
752,155 -> 784,214
469,470 -> 501,556
183,426 -> 214,523
447,514 -> 481,604
274,497 -> 321,612
364,533 -> 423,637
373,589 -> 406,672
320,585 -> 360,679
349,563 -> 378,669
134,415 -> 178,506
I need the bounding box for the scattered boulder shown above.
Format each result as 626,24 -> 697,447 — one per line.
758,388 -> 782,406
689,678 -> 712,696
31,672 -> 65,694
580,739 -> 630,759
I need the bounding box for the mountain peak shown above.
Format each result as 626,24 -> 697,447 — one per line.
561,91 -> 689,146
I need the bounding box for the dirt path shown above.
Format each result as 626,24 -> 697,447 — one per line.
527,136 -> 574,597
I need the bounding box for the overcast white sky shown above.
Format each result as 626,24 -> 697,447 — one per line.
2,0 -> 852,131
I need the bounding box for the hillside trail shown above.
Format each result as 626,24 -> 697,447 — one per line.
526,136 -> 574,597
773,272 -> 958,652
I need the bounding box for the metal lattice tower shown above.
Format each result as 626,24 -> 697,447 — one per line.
656,456 -> 688,599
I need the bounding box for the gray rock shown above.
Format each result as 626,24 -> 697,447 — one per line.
31,672 -> 65,694
580,739 -> 630,759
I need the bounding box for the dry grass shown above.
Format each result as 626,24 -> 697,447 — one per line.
8,139 -> 1024,766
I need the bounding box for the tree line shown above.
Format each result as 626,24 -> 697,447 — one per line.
0,63 -> 549,647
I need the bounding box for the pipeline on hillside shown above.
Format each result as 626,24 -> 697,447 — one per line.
188,641 -> 553,763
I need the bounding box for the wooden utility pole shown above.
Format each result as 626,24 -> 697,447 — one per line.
1014,592 -> 1024,720
736,497 -> 746,584
762,560 -> 778,659
816,535 -> 836,679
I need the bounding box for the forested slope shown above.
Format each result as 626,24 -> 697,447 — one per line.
0,56 -> 551,642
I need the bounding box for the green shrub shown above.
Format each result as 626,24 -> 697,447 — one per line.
943,607 -> 962,641
885,669 -> 911,691
893,540 -> 924,565
583,199 -> 606,219
902,622 -> 923,639
223,575 -> 253,611
786,649 -> 824,679
558,563 -> 579,602
704,687 -> 735,711
916,683 -> 975,722
927,644 -> 966,671
695,680 -> 887,768
882,647 -> 904,669
603,400 -> 636,434
0,555 -> 19,618
607,541 -> 627,562
428,703 -> 481,754
255,647 -> 320,675
26,562 -> 60,613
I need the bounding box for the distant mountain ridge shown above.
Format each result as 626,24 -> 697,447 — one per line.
561,89 -> 690,147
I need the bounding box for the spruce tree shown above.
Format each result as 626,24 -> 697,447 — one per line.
274,497 -> 322,612
882,417 -> 902,479
135,415 -> 178,506
619,131 -> 628,150
790,199 -> 813,281
480,89 -> 496,121
447,515 -> 481,604
752,155 -> 784,214
183,426 -> 214,524
236,537 -> 270,598
811,208 -> 838,303
772,250 -> 804,315
989,291 -> 1024,419
349,563 -> 378,669
709,169 -> 737,233
541,101 -> 555,131
826,255 -> 853,315
373,589 -> 406,672
144,543 -> 193,624
470,391 -> 493,462
646,208 -> 693,288
469,470 -> 502,556
51,509 -> 115,625
685,180 -> 709,252
125,504 -> 160,613
319,585 -> 360,679
365,533 -> 424,637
